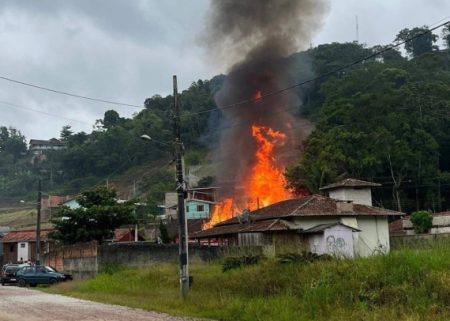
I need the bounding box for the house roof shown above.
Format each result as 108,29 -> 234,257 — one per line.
300,222 -> 361,234
2,229 -> 52,243
187,199 -> 216,205
29,139 -> 64,146
114,228 -> 133,242
215,194 -> 402,228
191,219 -> 292,238
191,195 -> 401,239
320,178 -> 381,191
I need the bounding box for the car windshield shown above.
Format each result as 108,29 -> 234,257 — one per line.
6,267 -> 19,273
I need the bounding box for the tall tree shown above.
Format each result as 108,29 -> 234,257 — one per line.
50,186 -> 135,244
395,26 -> 438,58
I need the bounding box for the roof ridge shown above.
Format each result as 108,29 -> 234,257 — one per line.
267,218 -> 280,230
288,195 -> 316,216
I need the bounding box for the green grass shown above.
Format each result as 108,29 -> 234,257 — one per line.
45,247 -> 450,321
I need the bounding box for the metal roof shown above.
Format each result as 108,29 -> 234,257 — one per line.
191,219 -> 292,238
320,178 -> 381,191
299,222 -> 360,234
2,229 -> 52,243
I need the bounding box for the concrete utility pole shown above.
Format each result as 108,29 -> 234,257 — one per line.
173,75 -> 189,298
36,178 -> 42,265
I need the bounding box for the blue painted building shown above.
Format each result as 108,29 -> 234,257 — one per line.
186,200 -> 213,220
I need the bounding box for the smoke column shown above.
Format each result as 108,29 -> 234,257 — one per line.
204,0 -> 329,201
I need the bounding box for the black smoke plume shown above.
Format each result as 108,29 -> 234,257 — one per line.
204,0 -> 328,199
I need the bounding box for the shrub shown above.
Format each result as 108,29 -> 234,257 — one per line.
411,210 -> 433,234
222,255 -> 260,272
277,251 -> 332,264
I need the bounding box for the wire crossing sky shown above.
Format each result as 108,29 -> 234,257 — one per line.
0,0 -> 448,140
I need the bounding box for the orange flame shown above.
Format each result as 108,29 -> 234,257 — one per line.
253,90 -> 262,101
246,125 -> 290,207
205,124 -> 291,229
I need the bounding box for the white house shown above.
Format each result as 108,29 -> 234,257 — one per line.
192,179 -> 402,257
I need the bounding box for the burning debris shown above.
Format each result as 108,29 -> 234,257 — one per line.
203,0 -> 329,228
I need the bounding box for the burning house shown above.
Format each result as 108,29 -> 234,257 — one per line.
192,179 -> 403,257
200,0 -> 327,228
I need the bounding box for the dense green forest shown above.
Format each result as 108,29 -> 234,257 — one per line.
1,25 -> 450,214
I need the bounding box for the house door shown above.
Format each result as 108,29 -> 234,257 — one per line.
17,242 -> 30,262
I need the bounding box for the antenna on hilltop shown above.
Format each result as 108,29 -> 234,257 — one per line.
355,15 -> 360,43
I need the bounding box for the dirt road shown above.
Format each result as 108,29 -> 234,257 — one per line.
0,286 -> 197,321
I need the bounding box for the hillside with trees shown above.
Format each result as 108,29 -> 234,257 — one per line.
1,25 -> 450,215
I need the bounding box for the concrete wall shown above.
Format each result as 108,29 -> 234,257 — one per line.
64,257 -> 97,279
395,215 -> 450,235
355,216 -> 390,257
98,243 -> 221,271
390,233 -> 450,249
328,188 -> 372,206
44,242 -> 223,279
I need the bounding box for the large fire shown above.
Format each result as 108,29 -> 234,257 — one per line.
204,123 -> 292,229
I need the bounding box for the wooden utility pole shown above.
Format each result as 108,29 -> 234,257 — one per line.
173,75 -> 189,298
36,178 -> 42,265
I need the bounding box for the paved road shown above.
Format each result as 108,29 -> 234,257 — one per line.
0,285 -> 197,321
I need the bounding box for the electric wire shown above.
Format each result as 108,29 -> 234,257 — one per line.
0,75 -> 143,108
0,100 -> 93,126
187,21 -> 450,117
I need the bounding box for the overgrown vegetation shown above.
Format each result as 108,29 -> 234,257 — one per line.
47,247 -> 450,321
222,254 -> 260,272
276,251 -> 331,264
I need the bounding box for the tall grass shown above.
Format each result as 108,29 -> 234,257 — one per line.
47,247 -> 450,321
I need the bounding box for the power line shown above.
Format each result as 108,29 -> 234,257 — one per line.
0,100 -> 92,126
0,76 -> 143,109
188,21 -> 450,117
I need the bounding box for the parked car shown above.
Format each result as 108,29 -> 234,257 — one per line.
45,266 -> 72,281
16,266 -> 65,287
1,264 -> 20,286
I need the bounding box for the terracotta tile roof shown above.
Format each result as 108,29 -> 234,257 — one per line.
320,178 -> 381,191
113,228 -> 133,242
191,219 -> 291,238
2,229 -> 52,243
216,195 -> 402,228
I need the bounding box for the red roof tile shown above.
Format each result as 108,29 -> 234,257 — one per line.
2,229 -> 52,243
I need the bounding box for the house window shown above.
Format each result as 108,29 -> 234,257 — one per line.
20,243 -> 26,248
186,206 -> 190,213
197,205 -> 204,212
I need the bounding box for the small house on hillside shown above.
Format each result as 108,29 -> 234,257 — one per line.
164,187 -> 219,220
192,179 -> 402,257
29,138 -> 65,163
1,229 -> 54,263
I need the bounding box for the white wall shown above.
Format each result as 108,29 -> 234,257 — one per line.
328,188 -> 372,206
294,216 -> 390,257
355,216 -> 390,257
324,225 -> 355,258
17,242 -> 30,262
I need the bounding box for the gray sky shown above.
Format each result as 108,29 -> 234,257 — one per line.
0,0 -> 448,140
